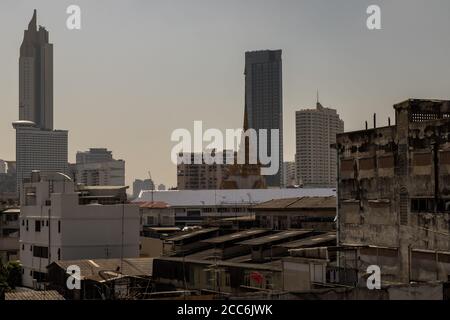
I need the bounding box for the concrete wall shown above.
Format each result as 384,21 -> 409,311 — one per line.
337,100 -> 450,282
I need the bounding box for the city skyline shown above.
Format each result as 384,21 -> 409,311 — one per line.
1,1 -> 450,188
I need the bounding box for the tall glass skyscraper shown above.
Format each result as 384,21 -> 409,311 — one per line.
244,50 -> 283,187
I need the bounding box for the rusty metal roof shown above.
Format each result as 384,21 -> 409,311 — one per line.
136,201 -> 170,209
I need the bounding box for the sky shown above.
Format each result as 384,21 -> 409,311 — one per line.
1,0 -> 450,188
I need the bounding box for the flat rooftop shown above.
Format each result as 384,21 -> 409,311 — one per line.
237,230 -> 315,246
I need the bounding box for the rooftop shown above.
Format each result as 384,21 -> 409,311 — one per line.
136,201 -> 170,209
238,230 -> 315,246
48,258 -> 153,282
5,290 -> 64,300
252,196 -> 336,210
165,227 -> 219,242
279,233 -> 337,249
155,256 -> 282,272
201,229 -> 271,245
135,188 -> 335,207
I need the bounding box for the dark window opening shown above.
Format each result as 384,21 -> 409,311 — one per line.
33,246 -> 48,259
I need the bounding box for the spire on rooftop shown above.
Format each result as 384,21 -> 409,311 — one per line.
28,9 -> 37,31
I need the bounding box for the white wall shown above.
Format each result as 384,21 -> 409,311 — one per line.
20,179 -> 139,288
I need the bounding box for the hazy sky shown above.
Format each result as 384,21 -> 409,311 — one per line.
1,0 -> 450,188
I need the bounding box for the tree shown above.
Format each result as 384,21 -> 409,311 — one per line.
0,260 -> 22,298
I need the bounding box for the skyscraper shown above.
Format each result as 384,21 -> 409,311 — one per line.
14,121 -> 68,190
19,9 -> 53,130
244,50 -> 283,187
295,101 -> 344,188
14,11 -> 68,194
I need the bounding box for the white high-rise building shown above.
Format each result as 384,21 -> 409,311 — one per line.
72,148 -> 125,186
13,121 -> 68,194
76,148 -> 113,164
133,179 -> 155,198
20,172 -> 140,288
73,160 -> 125,186
295,102 -> 344,188
282,161 -> 298,187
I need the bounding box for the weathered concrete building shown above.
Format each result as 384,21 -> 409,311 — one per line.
336,99 -> 450,282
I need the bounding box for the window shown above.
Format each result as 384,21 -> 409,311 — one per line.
33,246 -> 48,259
35,220 -> 41,232
26,220 -> 29,231
32,271 -> 47,282
146,216 -> 155,225
58,221 -> 61,233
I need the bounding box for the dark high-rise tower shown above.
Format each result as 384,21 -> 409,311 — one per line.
14,10 -> 67,196
244,50 -> 283,187
19,9 -> 53,130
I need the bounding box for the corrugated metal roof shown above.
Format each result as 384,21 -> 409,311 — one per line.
5,290 -> 64,300
252,196 -> 336,210
280,233 -> 337,249
136,201 -> 170,209
165,228 -> 219,242
237,230 -> 314,246
49,258 -> 153,282
155,256 -> 282,272
134,189 -> 335,207
201,229 -> 271,244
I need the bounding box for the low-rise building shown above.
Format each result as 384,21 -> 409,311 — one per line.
47,258 -> 153,300
336,99 -> 450,283
137,201 -> 175,229
19,171 -> 140,288
0,208 -> 20,262
135,188 -> 335,227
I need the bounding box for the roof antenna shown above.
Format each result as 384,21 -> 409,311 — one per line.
316,89 -> 322,109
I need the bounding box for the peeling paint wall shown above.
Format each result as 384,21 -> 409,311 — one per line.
337,99 -> 450,282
